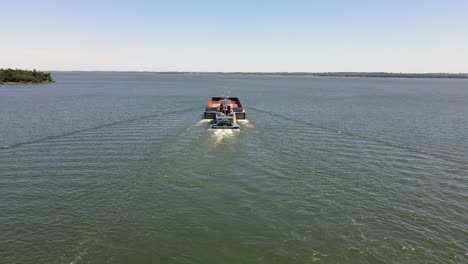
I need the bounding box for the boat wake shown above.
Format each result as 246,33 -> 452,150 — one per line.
211,129 -> 238,143
196,119 -> 212,125
184,119 -> 212,132
0,106 -> 201,151
237,119 -> 253,128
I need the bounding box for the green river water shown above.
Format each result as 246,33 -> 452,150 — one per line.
0,72 -> 466,263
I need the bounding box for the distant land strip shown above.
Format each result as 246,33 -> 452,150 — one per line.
0,68 -> 54,84
153,71 -> 468,79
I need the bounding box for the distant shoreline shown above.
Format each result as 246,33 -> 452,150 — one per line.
153,72 -> 468,79
0,80 -> 54,85
50,71 -> 468,79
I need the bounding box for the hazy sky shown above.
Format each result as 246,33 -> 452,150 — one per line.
1,0 -> 467,72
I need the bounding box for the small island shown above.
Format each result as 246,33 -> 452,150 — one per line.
0,68 -> 54,85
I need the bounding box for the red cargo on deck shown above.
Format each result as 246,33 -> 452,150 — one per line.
204,97 -> 246,120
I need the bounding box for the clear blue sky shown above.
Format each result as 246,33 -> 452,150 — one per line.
1,0 -> 467,72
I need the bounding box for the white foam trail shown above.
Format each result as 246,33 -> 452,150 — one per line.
69,239 -> 96,264
237,119 -> 253,128
185,119 -> 212,131
211,129 -> 238,143
197,119 -> 212,124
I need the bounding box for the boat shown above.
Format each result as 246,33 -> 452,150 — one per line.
204,97 -> 246,129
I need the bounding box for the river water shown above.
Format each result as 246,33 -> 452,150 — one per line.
0,72 -> 467,263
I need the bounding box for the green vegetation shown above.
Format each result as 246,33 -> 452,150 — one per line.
0,68 -> 54,84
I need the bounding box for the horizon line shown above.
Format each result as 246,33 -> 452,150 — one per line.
44,70 -> 468,74
3,68 -> 468,75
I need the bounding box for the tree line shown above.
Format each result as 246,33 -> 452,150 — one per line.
0,68 -> 53,84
